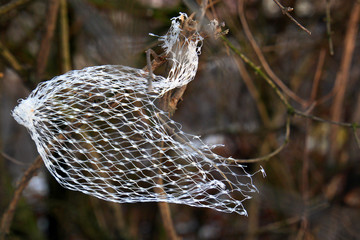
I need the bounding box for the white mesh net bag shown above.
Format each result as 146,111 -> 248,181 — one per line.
12,13 -> 264,215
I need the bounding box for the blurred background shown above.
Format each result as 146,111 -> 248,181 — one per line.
1,0 -> 360,239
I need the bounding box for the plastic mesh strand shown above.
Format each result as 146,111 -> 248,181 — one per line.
12,13 -> 263,215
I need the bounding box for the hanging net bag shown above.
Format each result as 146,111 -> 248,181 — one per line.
12,13 -> 264,216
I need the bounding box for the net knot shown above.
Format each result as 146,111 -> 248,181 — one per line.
12,98 -> 38,131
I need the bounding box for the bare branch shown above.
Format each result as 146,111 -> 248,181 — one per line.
325,0 -> 334,55
272,0 -> 311,35
222,35 -> 360,131
0,41 -> 23,72
59,0 -> 71,73
0,156 -> 43,239
36,0 -> 60,79
232,116 -> 290,163
238,1 -> 308,106
1,152 -> 26,166
353,128 -> 360,149
0,0 -> 30,15
330,2 -> 360,161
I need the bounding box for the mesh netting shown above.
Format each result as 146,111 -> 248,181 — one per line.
12,13 -> 263,215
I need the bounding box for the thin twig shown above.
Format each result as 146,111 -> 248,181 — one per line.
246,192 -> 260,240
235,57 -> 271,127
146,49 -> 155,91
198,0 -> 207,28
1,152 -> 26,166
0,121 -> 86,237
155,91 -> 182,240
0,0 -> 30,15
325,0 -> 334,55
330,2 -> 360,161
155,100 -> 182,239
299,51 -> 327,236
310,49 -> 326,102
238,1 -> 308,106
155,153 -> 180,240
296,216 -> 309,240
221,35 -> 360,130
221,36 -> 292,111
36,0 -> 60,80
353,128 -> 360,149
156,202 -> 180,240
232,116 -> 290,163
60,0 -> 71,73
255,216 -> 300,234
208,0 -> 219,20
0,156 -> 43,240
0,41 -> 23,72
272,0 -> 311,35
295,110 -> 359,128
299,119 -> 312,239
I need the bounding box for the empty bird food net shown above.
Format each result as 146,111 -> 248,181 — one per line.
12,13 -> 263,215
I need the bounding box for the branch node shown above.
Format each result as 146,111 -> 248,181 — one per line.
282,7 -> 294,14
287,107 -> 295,116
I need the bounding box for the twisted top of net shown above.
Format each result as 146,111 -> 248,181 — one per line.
12,13 -> 263,215
153,12 -> 203,95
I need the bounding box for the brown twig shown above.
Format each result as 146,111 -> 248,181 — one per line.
256,216 -> 301,234
1,152 -> 26,166
235,58 -> 271,127
353,128 -> 360,149
59,0 -> 71,73
222,35 -> 360,130
208,0 -> 219,20
310,49 -> 326,102
272,0 -> 311,35
331,1 -> 360,119
232,116 -> 290,163
330,1 -> 360,162
298,50 -> 328,235
0,156 -> 43,240
0,41 -> 23,72
198,0 -> 207,28
0,0 -> 30,15
155,175 -> 180,240
36,0 -> 60,80
145,82 -> 183,240
325,0 -> 334,56
253,200 -> 326,235
238,1 -> 308,106
155,88 -> 183,240
296,217 -> 309,240
221,36 -> 292,111
246,171 -> 260,240
0,103 -> 102,238
294,110 -> 359,128
299,113 -> 314,239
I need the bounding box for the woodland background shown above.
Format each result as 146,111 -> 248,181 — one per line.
0,0 -> 360,239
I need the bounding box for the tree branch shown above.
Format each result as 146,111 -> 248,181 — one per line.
0,156 -> 43,240
272,0 -> 311,35
221,36 -> 360,131
0,0 -> 30,15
